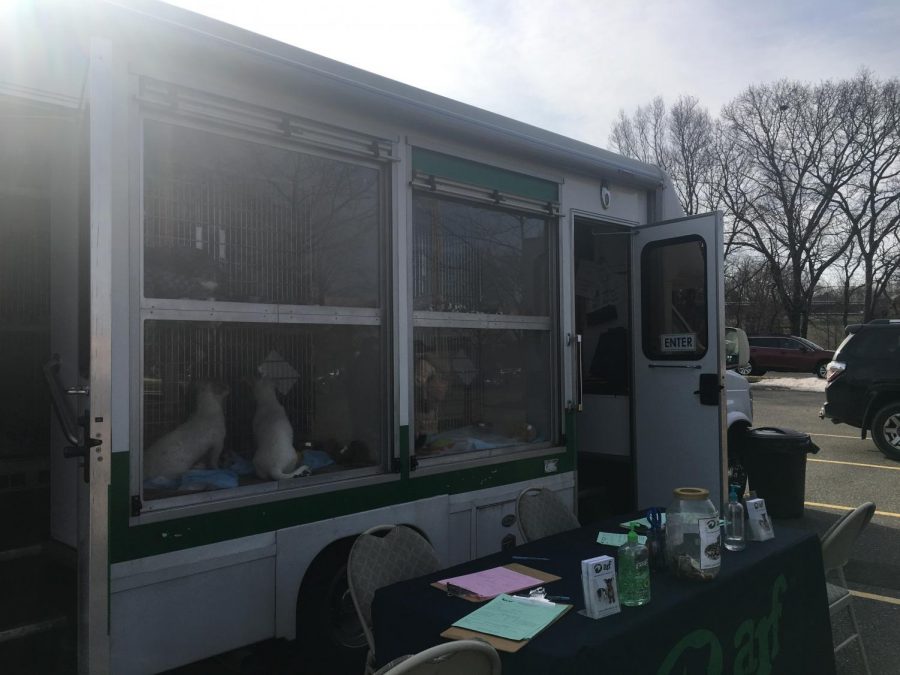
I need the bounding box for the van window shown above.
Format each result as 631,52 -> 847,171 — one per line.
641,235 -> 708,360
140,120 -> 388,502
841,329 -> 900,358
412,193 -> 555,458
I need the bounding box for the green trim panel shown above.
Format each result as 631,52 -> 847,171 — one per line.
111,424 -> 575,562
412,148 -> 558,203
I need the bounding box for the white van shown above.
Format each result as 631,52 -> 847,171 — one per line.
1,2 -> 749,672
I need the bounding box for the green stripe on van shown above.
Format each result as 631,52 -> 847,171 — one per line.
412,148 -> 558,203
109,426 -> 574,562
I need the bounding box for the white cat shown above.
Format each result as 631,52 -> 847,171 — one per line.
250,375 -> 311,481
144,381 -> 229,479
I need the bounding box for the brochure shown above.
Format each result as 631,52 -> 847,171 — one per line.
579,555 -> 620,620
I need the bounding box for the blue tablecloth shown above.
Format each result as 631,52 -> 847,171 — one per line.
372,517 -> 834,674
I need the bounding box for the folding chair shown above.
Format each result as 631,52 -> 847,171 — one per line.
348,525 -> 442,675
515,487 -> 579,543
372,639 -> 501,675
820,501 -> 875,674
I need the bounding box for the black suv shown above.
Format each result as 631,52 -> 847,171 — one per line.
820,320 -> 900,460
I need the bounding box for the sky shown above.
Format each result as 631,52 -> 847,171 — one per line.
161,0 -> 898,149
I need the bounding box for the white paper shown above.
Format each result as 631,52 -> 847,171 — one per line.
746,498 -> 775,541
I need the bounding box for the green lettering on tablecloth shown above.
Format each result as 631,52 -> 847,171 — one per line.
657,629 -> 722,675
658,575 -> 787,675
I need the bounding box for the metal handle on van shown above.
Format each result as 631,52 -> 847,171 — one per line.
43,355 -> 101,483
575,334 -> 583,412
43,356 -> 81,448
648,363 -> 702,369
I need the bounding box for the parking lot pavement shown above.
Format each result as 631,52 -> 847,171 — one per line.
750,387 -> 900,675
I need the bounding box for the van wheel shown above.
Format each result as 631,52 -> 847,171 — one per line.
871,402 -> 900,461
736,363 -> 753,377
293,541 -> 367,674
815,362 -> 828,379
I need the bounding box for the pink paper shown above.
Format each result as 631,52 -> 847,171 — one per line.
439,566 -> 544,599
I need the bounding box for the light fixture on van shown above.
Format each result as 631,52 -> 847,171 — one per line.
600,181 -> 611,209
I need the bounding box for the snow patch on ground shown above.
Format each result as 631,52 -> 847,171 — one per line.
749,374 -> 826,392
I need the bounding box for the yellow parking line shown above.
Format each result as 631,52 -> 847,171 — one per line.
805,501 -> 900,519
808,458 -> 900,471
850,590 -> 900,606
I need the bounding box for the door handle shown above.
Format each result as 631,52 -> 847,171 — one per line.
694,373 -> 723,406
649,363 -> 702,369
575,334 -> 583,412
568,333 -> 584,412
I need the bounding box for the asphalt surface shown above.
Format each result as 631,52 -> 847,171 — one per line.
750,381 -> 900,675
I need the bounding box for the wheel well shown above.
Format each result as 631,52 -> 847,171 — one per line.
863,392 -> 900,431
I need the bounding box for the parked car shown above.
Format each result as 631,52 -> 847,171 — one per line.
738,335 -> 834,378
820,319 -> 900,460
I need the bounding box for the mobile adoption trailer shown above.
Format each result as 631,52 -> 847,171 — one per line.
0,1 -> 728,672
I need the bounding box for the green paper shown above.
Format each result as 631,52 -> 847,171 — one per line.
597,531 -> 648,546
451,593 -> 568,641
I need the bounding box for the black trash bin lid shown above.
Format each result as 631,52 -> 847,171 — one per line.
745,426 -> 820,453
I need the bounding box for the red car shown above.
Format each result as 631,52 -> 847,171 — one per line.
739,335 -> 834,378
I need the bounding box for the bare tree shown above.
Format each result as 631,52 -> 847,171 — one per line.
829,72 -> 900,322
724,253 -> 783,332
717,80 -> 865,336
610,96 -> 716,216
609,97 -> 668,166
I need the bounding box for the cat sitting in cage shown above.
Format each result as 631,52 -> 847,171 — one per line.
250,373 -> 312,481
144,381 -> 230,480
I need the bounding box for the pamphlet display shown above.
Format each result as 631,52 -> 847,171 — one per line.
579,555 -> 621,619
745,496 -> 775,541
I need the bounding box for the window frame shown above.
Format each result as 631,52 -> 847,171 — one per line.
640,234 -> 709,361
129,84 -> 397,519
408,187 -> 562,469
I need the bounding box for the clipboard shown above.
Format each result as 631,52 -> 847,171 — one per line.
440,603 -> 573,653
431,563 -> 561,602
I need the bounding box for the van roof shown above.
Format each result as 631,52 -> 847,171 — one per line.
96,0 -> 669,189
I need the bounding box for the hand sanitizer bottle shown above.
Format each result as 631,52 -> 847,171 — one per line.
618,525 -> 651,606
725,486 -> 746,552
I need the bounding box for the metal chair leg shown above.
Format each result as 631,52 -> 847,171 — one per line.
834,569 -> 871,675
846,598 -> 871,675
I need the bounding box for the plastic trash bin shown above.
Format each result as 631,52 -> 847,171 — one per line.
739,426 -> 820,518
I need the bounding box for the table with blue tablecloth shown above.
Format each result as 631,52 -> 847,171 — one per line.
372,517 -> 835,674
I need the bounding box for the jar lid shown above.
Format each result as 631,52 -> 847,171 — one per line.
673,487 -> 710,500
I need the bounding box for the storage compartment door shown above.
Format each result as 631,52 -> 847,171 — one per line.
631,213 -> 725,508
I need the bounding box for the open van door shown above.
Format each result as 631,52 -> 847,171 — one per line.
631,213 -> 725,509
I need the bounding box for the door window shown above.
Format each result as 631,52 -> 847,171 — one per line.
641,235 -> 707,360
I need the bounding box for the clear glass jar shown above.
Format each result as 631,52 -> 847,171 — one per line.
665,487 -> 721,581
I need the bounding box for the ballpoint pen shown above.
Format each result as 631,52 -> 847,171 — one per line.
511,555 -> 551,561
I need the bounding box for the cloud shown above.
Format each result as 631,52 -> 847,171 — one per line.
164,0 -> 900,148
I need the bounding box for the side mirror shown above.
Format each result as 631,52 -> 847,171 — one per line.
725,327 -> 750,370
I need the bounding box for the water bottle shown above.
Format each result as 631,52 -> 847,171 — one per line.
725,486 -> 746,552
617,525 -> 651,606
